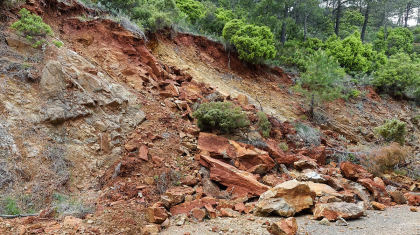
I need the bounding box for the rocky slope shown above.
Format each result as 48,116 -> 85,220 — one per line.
0,1 -> 419,235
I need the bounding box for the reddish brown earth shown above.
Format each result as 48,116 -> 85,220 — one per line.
0,1 -> 420,235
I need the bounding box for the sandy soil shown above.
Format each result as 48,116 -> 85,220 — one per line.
162,206 -> 420,235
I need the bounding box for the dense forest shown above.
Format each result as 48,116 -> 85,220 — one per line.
74,0 -> 420,102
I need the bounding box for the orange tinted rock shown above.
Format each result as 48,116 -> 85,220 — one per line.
237,94 -> 249,106
307,146 -> 327,165
389,191 -> 407,205
191,208 -> 206,221
255,180 -> 316,217
358,178 -> 391,205
220,208 -> 240,218
145,207 -> 168,224
263,139 -> 299,164
371,201 -> 386,211
267,217 -> 298,235
340,161 -> 373,181
404,192 -> 420,206
162,186 -> 195,207
197,132 -> 234,158
234,202 -> 246,213
313,202 -> 364,221
139,144 -> 149,161
200,154 -> 270,197
205,204 -> 217,219
170,197 -> 217,215
160,84 -> 179,97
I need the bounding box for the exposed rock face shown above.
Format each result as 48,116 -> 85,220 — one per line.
255,180 -> 316,216
41,60 -> 67,97
313,202 -> 364,221
267,217 -> 298,235
199,153 -> 270,197
340,161 -> 373,181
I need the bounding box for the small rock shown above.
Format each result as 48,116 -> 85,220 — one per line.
371,201 -> 386,211
191,208 -> 206,221
410,207 -> 418,212
335,217 -> 348,226
267,217 -> 298,235
220,208 -> 240,218
144,177 -> 155,185
145,207 -> 168,224
142,224 -> 160,235
319,218 -> 330,226
313,202 -> 364,221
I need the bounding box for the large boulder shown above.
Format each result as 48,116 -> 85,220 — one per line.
41,61 -> 67,98
254,180 -> 316,216
313,202 -> 364,221
199,154 -> 270,197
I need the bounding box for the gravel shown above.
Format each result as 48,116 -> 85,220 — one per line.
161,205 -> 420,235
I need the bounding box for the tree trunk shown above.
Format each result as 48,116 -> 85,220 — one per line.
281,3 -> 288,45
361,2 -> 370,42
404,2 -> 412,28
384,0 -> 388,40
304,1 -> 308,42
334,0 -> 342,36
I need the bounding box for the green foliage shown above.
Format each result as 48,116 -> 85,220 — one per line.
324,32 -> 380,73
31,39 -> 47,48
257,111 -> 271,138
222,19 -> 245,41
229,24 -> 277,64
413,27 -> 420,43
192,102 -> 249,133
373,52 -> 420,99
175,0 -> 204,23
374,119 -> 407,145
373,27 -> 413,56
5,197 -> 21,215
295,49 -> 346,101
11,8 -> 53,37
302,37 -> 324,53
132,0 -> 177,32
52,40 -> 64,48
278,142 -> 288,152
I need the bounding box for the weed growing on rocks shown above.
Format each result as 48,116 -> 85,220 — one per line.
374,119 -> 407,145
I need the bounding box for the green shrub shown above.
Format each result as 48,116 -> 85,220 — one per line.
278,142 -> 288,152
257,111 -> 271,138
373,52 -> 420,99
175,0 -> 203,23
373,27 -> 413,56
295,49 -> 346,101
324,32 -> 377,73
222,19 -> 245,42
11,8 -> 53,37
52,40 -> 63,48
192,102 -> 249,133
374,119 -> 407,145
5,197 -> 20,215
229,24 -> 277,64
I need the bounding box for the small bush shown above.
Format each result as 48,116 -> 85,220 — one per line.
52,193 -> 94,219
52,40 -> 63,48
5,197 -> 20,215
11,9 -> 53,37
294,123 -> 321,147
257,111 -> 271,138
294,49 -> 346,101
360,143 -> 410,176
374,119 -> 407,145
192,101 -> 249,133
278,142 -> 288,152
